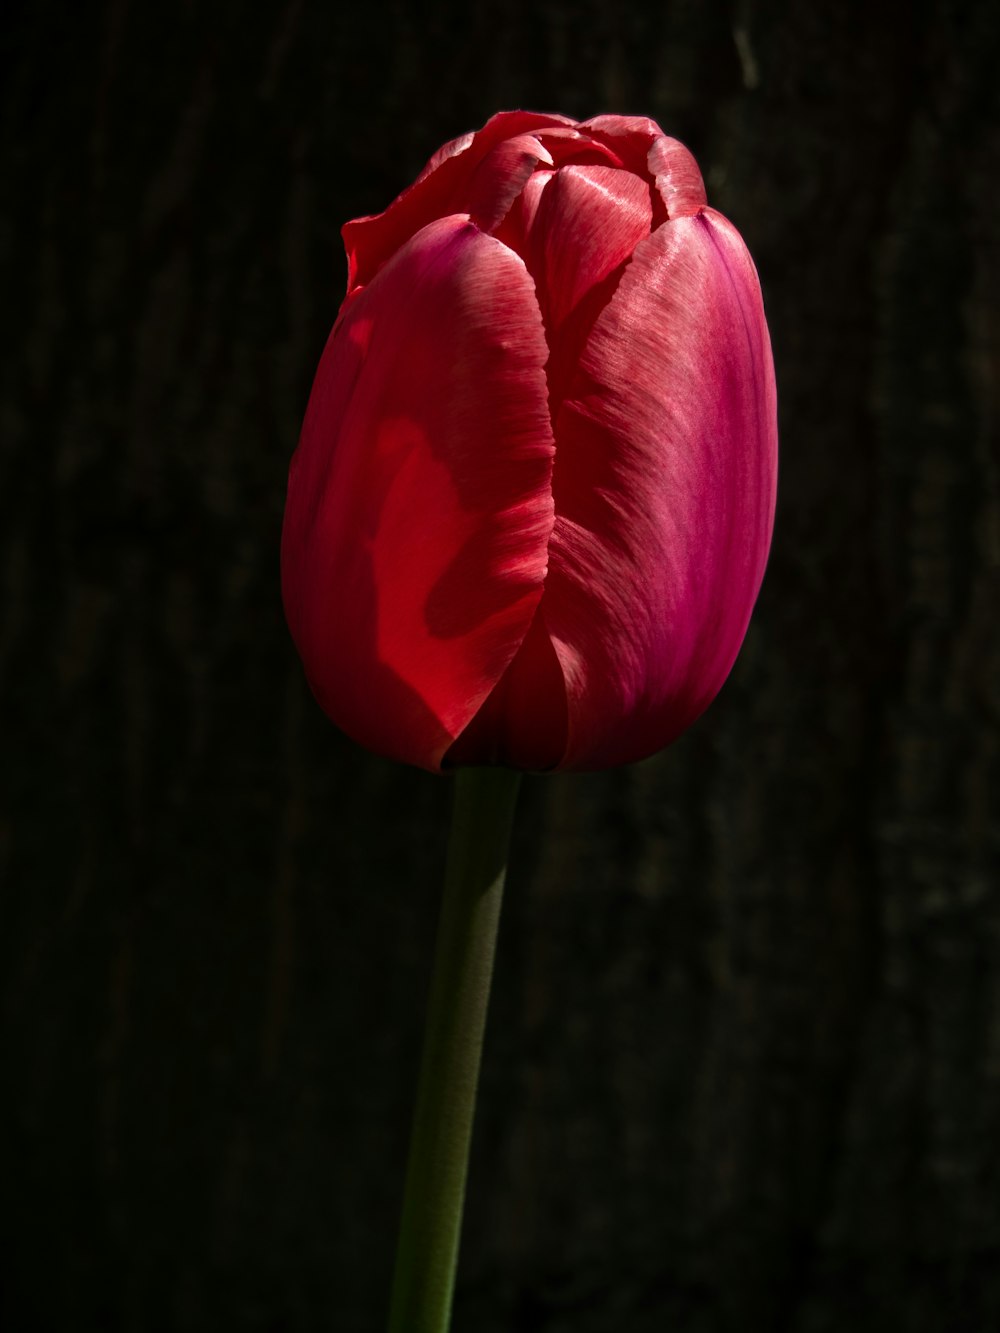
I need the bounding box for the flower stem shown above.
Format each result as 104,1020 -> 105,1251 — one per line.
387,766 -> 521,1333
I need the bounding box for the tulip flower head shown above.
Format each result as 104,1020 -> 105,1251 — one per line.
281,111 -> 777,773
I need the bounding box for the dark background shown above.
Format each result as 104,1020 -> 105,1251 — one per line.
2,1 -> 999,1329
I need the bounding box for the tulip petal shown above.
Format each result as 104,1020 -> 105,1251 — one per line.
524,164 -> 653,332
470,108 -> 578,147
647,136 -> 707,218
413,130 -> 475,184
580,113 -> 665,142
543,207 -> 778,769
577,113 -> 666,175
466,134 -> 554,233
282,215 -> 555,772
445,608 -> 568,770
511,164 -> 653,426
533,127 -> 625,169
344,111 -> 575,293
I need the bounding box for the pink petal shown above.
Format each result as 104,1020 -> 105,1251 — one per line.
489,167 -> 554,259
507,164 -> 653,429
413,130 -> 476,185
281,216 -> 556,772
522,164 -> 653,332
581,113 -> 665,141
342,153 -> 473,294
533,127 -> 625,168
343,111 -> 576,293
467,108 -> 578,145
542,207 -> 778,770
465,134 -> 554,233
577,113 -> 666,175
647,136 -> 706,218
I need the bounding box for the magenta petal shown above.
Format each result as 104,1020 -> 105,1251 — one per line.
281,216 -> 555,772
544,207 -> 778,770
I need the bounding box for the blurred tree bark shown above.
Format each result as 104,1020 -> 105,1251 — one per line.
2,1 -> 998,1330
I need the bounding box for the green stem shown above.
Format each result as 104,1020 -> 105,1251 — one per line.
387,766 -> 521,1333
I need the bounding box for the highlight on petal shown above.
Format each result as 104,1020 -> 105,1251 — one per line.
505,163 -> 653,424
540,206 -> 778,770
281,216 -> 556,772
647,136 -> 706,218
580,113 -> 665,142
520,164 -> 652,331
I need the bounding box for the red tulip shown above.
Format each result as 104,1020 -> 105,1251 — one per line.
281,111 -> 777,773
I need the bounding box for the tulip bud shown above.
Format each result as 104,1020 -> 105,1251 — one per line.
281,111 -> 777,772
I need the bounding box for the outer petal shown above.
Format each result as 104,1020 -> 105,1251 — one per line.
413,129 -> 475,184
281,216 -> 556,772
544,207 -> 778,770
